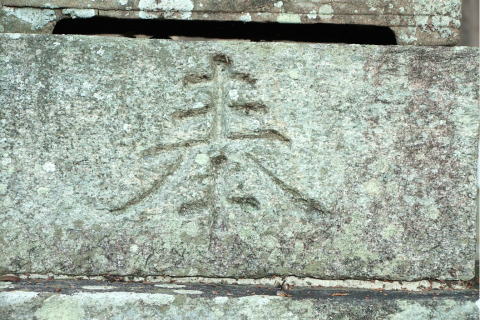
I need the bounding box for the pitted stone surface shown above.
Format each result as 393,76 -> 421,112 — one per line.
0,0 -> 462,45
0,34 -> 478,280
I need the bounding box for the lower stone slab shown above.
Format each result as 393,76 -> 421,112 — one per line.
0,280 -> 478,320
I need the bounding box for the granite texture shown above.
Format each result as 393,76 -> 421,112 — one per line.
0,280 -> 478,320
0,0 -> 462,45
0,34 -> 478,280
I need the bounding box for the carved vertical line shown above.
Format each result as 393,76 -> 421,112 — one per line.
209,62 -> 227,143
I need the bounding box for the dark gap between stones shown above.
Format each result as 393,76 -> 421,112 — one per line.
52,17 -> 397,45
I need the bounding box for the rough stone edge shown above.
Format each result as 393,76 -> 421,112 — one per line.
1,280 -> 478,320
1,274 -> 476,292
0,5 -> 461,45
1,279 -> 478,301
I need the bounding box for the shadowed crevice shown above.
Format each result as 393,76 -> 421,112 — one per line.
52,17 -> 397,45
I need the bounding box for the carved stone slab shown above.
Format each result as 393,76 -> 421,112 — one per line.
0,34 -> 478,280
0,0 -> 462,45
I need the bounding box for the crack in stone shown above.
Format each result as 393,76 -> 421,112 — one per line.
1,274 -> 476,292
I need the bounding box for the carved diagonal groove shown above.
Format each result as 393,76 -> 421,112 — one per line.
141,139 -> 208,157
108,155 -> 184,213
246,153 -> 329,215
171,105 -> 211,119
232,72 -> 257,84
228,129 -> 291,143
178,200 -> 209,214
228,196 -> 260,209
183,74 -> 212,85
229,102 -> 268,115
212,54 -> 232,66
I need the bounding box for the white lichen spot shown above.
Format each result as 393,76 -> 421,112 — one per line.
382,224 -> 401,239
294,241 -> 304,252
119,0 -> 128,5
0,25 -> 4,33
138,0 -> 157,10
122,123 -> 131,132
4,7 -> 56,30
195,153 -> 209,165
391,301 -> 432,320
274,1 -> 283,8
154,283 -> 186,288
138,11 -> 160,19
228,89 -> 239,100
183,221 -> 200,237
73,292 -> 176,305
307,10 -> 317,20
318,4 -> 334,19
395,27 -> 417,44
139,0 -> 194,17
173,289 -> 203,295
239,13 -> 252,22
42,3 -> 59,9
62,9 -> 96,19
413,1 -> 461,17
0,184 -> 7,195
415,16 -> 429,29
180,11 -> 192,19
277,14 -> 301,24
363,179 -> 381,195
427,206 -> 440,220
43,162 -> 56,173
6,33 -> 22,39
37,187 -> 50,195
82,285 -> 115,290
0,292 -> 39,306
35,295 -> 85,320
1,157 -> 12,166
129,244 -> 139,253
192,101 -> 205,109
287,69 -> 301,80
237,295 -> 281,306
214,296 -> 229,304
0,282 -> 14,289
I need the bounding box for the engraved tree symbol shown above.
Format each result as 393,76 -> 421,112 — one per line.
109,54 -> 329,245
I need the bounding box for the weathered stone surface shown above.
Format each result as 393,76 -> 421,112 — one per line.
0,280 -> 478,320
0,0 -> 462,45
0,34 -> 478,280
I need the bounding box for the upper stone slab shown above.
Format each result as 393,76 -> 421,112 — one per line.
0,0 -> 462,45
0,34 -> 478,280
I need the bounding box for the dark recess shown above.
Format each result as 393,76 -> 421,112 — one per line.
53,17 -> 397,45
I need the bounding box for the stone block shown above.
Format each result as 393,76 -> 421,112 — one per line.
0,34 -> 478,280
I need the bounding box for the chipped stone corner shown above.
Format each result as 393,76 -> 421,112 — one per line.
61,8 -> 97,19
0,6 -> 58,33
